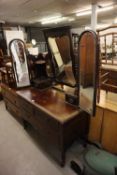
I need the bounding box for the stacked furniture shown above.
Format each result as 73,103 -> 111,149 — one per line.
97,26 -> 117,94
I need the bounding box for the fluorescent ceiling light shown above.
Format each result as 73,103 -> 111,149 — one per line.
85,23 -> 112,30
96,23 -> 112,29
97,5 -> 113,12
41,16 -> 67,25
85,26 -> 91,30
40,15 -> 61,22
114,17 -> 117,24
76,10 -> 91,17
68,18 -> 75,22
76,5 -> 113,17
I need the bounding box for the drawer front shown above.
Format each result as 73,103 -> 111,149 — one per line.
5,99 -> 21,118
30,115 -> 59,146
4,90 -> 19,107
21,108 -> 33,123
35,109 -> 59,132
21,107 -> 59,146
19,97 -> 34,115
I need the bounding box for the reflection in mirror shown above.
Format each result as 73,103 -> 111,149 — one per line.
78,31 -> 99,116
48,36 -> 76,87
9,39 -> 30,88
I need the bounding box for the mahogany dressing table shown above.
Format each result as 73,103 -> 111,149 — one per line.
1,29 -> 99,166
2,83 -> 89,166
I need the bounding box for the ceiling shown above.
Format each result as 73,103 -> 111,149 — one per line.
0,0 -> 117,28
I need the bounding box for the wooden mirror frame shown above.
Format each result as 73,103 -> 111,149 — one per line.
43,26 -> 76,87
9,39 -> 31,89
78,30 -> 99,116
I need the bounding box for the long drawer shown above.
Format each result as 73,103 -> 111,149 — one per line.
21,106 -> 60,146
35,108 -> 59,132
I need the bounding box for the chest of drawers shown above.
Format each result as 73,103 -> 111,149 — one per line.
2,84 -> 89,166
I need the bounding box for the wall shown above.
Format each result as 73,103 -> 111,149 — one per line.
71,27 -> 85,35
25,27 -> 45,43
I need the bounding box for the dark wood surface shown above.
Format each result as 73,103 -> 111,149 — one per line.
1,83 -> 89,166
17,87 -> 80,123
101,68 -> 117,93
79,32 -> 95,88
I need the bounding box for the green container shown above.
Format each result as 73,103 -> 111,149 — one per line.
85,147 -> 117,175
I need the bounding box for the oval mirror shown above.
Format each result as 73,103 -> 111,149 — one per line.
9,39 -> 30,88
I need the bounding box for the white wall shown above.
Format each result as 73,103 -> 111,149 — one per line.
4,30 -> 24,55
71,27 -> 85,35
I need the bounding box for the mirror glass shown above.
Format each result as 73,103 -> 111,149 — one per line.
47,35 -> 76,87
9,39 -> 30,88
79,31 -> 98,116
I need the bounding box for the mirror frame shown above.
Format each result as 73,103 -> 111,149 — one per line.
9,39 -> 31,88
43,26 -> 76,87
78,30 -> 99,116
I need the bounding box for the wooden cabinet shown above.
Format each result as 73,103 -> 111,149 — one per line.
88,97 -> 117,154
2,84 -> 89,166
88,106 -> 103,142
101,109 -> 117,154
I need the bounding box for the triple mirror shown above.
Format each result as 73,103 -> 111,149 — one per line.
9,39 -> 30,88
9,29 -> 99,116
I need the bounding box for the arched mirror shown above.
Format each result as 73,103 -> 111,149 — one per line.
78,30 -> 99,116
9,39 -> 30,88
43,26 -> 76,88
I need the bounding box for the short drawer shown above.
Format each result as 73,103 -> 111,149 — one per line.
4,91 -> 19,107
35,109 -> 59,132
21,108 -> 34,122
30,114 -> 60,146
5,99 -> 21,118
21,108 -> 60,146
19,97 -> 34,115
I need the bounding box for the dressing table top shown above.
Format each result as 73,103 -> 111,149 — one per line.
17,87 -> 80,123
2,84 -> 81,123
